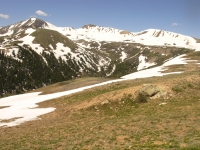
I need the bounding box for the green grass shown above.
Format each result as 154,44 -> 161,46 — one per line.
31,28 -> 77,51
34,77 -> 112,95
1,63 -> 200,149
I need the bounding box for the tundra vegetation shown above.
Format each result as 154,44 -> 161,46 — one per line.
1,51 -> 200,149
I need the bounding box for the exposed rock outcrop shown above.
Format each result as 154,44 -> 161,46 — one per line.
136,84 -> 171,100
82,24 -> 97,29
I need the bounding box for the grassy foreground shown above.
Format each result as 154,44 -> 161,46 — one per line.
1,53 -> 200,149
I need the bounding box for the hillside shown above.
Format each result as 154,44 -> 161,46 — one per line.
0,17 -> 199,96
1,51 -> 200,149
30,28 -> 77,50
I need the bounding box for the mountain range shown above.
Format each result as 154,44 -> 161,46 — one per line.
0,18 -> 199,95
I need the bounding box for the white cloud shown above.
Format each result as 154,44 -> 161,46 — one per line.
35,10 -> 48,16
0,13 -> 10,19
172,23 -> 179,26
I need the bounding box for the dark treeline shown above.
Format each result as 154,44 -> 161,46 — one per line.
0,46 -> 77,96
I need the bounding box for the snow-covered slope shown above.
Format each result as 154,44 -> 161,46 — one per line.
0,18 -> 200,51
0,18 -> 53,36
0,22 -> 113,79
133,29 -> 200,51
0,18 -> 199,75
121,54 -> 189,79
137,54 -> 156,71
53,25 -> 135,42
41,23 -> 200,51
0,18 -> 197,79
0,54 -> 196,127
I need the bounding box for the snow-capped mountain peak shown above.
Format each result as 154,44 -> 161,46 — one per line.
0,18 -> 55,36
132,29 -> 200,51
0,18 -> 200,51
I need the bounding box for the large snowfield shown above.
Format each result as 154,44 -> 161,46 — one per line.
0,54 -> 195,127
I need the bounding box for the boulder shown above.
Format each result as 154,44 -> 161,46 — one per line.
136,84 -> 170,99
138,84 -> 161,97
101,99 -> 109,105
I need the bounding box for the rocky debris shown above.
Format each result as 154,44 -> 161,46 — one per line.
159,102 -> 167,106
136,84 -> 171,100
137,84 -> 160,97
120,30 -> 132,35
151,90 -> 171,99
101,99 -> 109,105
82,24 -> 96,29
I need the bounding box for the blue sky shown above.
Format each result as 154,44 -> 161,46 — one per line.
0,0 -> 200,38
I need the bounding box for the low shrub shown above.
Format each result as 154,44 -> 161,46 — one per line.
135,92 -> 148,103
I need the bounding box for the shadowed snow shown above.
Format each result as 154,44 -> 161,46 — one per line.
120,51 -> 127,62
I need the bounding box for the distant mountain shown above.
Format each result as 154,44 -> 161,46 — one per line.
0,18 -> 49,35
0,18 -> 198,95
42,21 -> 200,51
1,18 -> 200,50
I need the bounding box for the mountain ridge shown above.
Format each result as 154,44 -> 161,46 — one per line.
0,18 -> 198,95
0,17 -> 200,51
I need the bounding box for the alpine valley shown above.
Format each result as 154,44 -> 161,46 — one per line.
0,18 -> 200,95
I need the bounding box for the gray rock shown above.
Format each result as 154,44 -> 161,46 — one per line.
136,84 -> 170,99
138,84 -> 161,97
101,99 -> 109,105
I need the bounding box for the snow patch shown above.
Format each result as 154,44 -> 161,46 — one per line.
18,20 -> 28,27
0,29 -> 13,36
52,43 -> 76,61
18,29 -> 44,54
106,64 -> 116,76
0,78 -> 126,127
4,47 -> 21,61
120,51 -> 127,62
137,54 -> 156,71
25,28 -> 35,34
0,54 -> 193,127
31,18 -> 36,22
49,44 -> 54,50
122,54 -> 188,79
